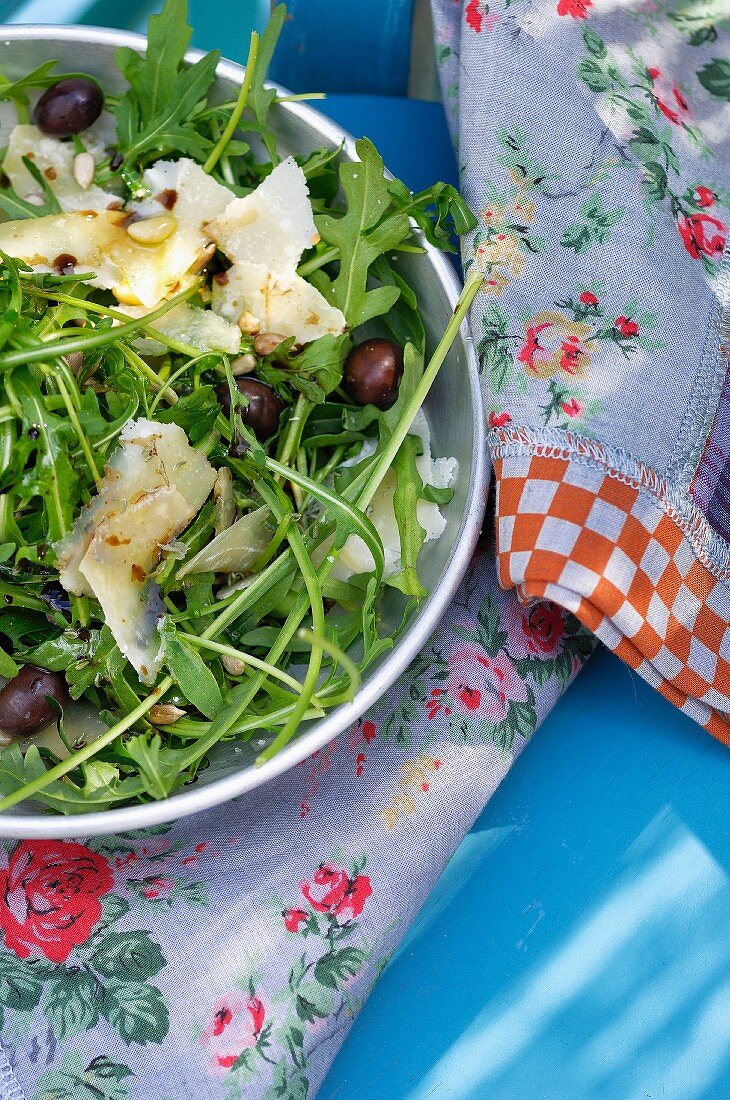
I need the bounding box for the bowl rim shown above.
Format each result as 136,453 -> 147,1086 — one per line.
0,24 -> 487,838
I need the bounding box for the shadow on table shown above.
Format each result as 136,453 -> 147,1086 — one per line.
322,647 -> 730,1100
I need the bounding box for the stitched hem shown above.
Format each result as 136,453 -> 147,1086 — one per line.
668,242 -> 730,486
492,425 -> 730,578
0,1044 -> 26,1100
491,428 -> 730,745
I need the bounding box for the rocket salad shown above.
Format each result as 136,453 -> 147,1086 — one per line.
0,1 -> 478,814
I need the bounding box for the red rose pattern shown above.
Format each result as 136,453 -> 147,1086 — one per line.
466,0 -> 483,31
561,397 -> 584,418
444,643 -> 530,723
465,0 -> 498,31
522,604 -> 566,656
694,187 -> 715,209
579,290 -> 598,306
284,907 -> 309,932
614,316 -> 639,337
678,213 -> 727,260
299,863 -> 372,921
201,994 -> 266,1074
658,99 -> 681,125
0,841 -> 114,964
556,0 -> 593,18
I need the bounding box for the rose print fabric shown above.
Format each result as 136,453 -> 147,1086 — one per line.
0,535 -> 593,1099
432,0 -> 730,741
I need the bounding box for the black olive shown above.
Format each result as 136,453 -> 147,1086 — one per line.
0,665 -> 69,738
40,581 -> 71,613
216,377 -> 284,442
343,338 -> 404,410
33,78 -> 104,138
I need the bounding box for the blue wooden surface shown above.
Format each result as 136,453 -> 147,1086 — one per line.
267,0 -> 415,96
1,0 -> 268,59
318,95 -> 730,1100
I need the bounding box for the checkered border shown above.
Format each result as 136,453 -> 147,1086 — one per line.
491,430 -> 730,746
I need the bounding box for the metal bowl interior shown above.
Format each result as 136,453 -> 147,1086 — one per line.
0,26 -> 487,837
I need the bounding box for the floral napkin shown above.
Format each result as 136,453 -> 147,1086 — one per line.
432,0 -> 730,743
0,533 -> 593,1100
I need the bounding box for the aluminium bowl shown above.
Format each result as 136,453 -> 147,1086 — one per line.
0,25 -> 487,837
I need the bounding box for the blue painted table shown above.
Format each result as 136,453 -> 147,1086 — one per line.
319,95 -> 730,1100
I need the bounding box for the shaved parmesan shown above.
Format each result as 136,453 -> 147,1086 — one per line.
208,158 -> 346,343
119,302 -> 242,355
57,419 -> 216,681
0,208 -> 200,306
80,487 -> 190,683
131,158 -> 231,224
3,124 -> 117,213
212,262 -> 346,344
206,157 -> 317,272
0,157 -> 234,307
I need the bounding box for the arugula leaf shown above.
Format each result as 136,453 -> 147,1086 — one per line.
65,628 -> 117,700
0,644 -> 18,678
156,386 -> 219,442
121,733 -> 191,799
0,743 -> 141,814
117,53 -> 219,168
386,178 -> 477,252
257,332 -> 352,403
0,61 -> 60,104
11,371 -> 79,544
113,0 -> 218,172
162,625 -> 223,718
116,0 -> 192,125
389,434 -> 427,599
314,139 -> 408,327
0,156 -> 61,220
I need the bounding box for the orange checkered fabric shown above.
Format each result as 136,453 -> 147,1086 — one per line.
492,429 -> 730,746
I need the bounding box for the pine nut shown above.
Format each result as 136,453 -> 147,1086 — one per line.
191,241 -> 216,273
253,331 -> 287,356
148,703 -> 186,725
126,214 -> 177,246
231,353 -> 257,377
73,152 -> 95,191
238,310 -> 260,335
221,654 -> 246,676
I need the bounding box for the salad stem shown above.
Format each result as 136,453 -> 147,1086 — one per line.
0,283 -> 201,370
297,246 -> 339,278
23,286 -> 201,359
274,92 -> 327,103
203,31 -> 259,174
48,370 -> 101,486
297,627 -> 361,702
120,344 -> 178,405
0,422 -> 17,543
179,632 -> 318,702
356,267 -> 482,511
256,479 -> 326,752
